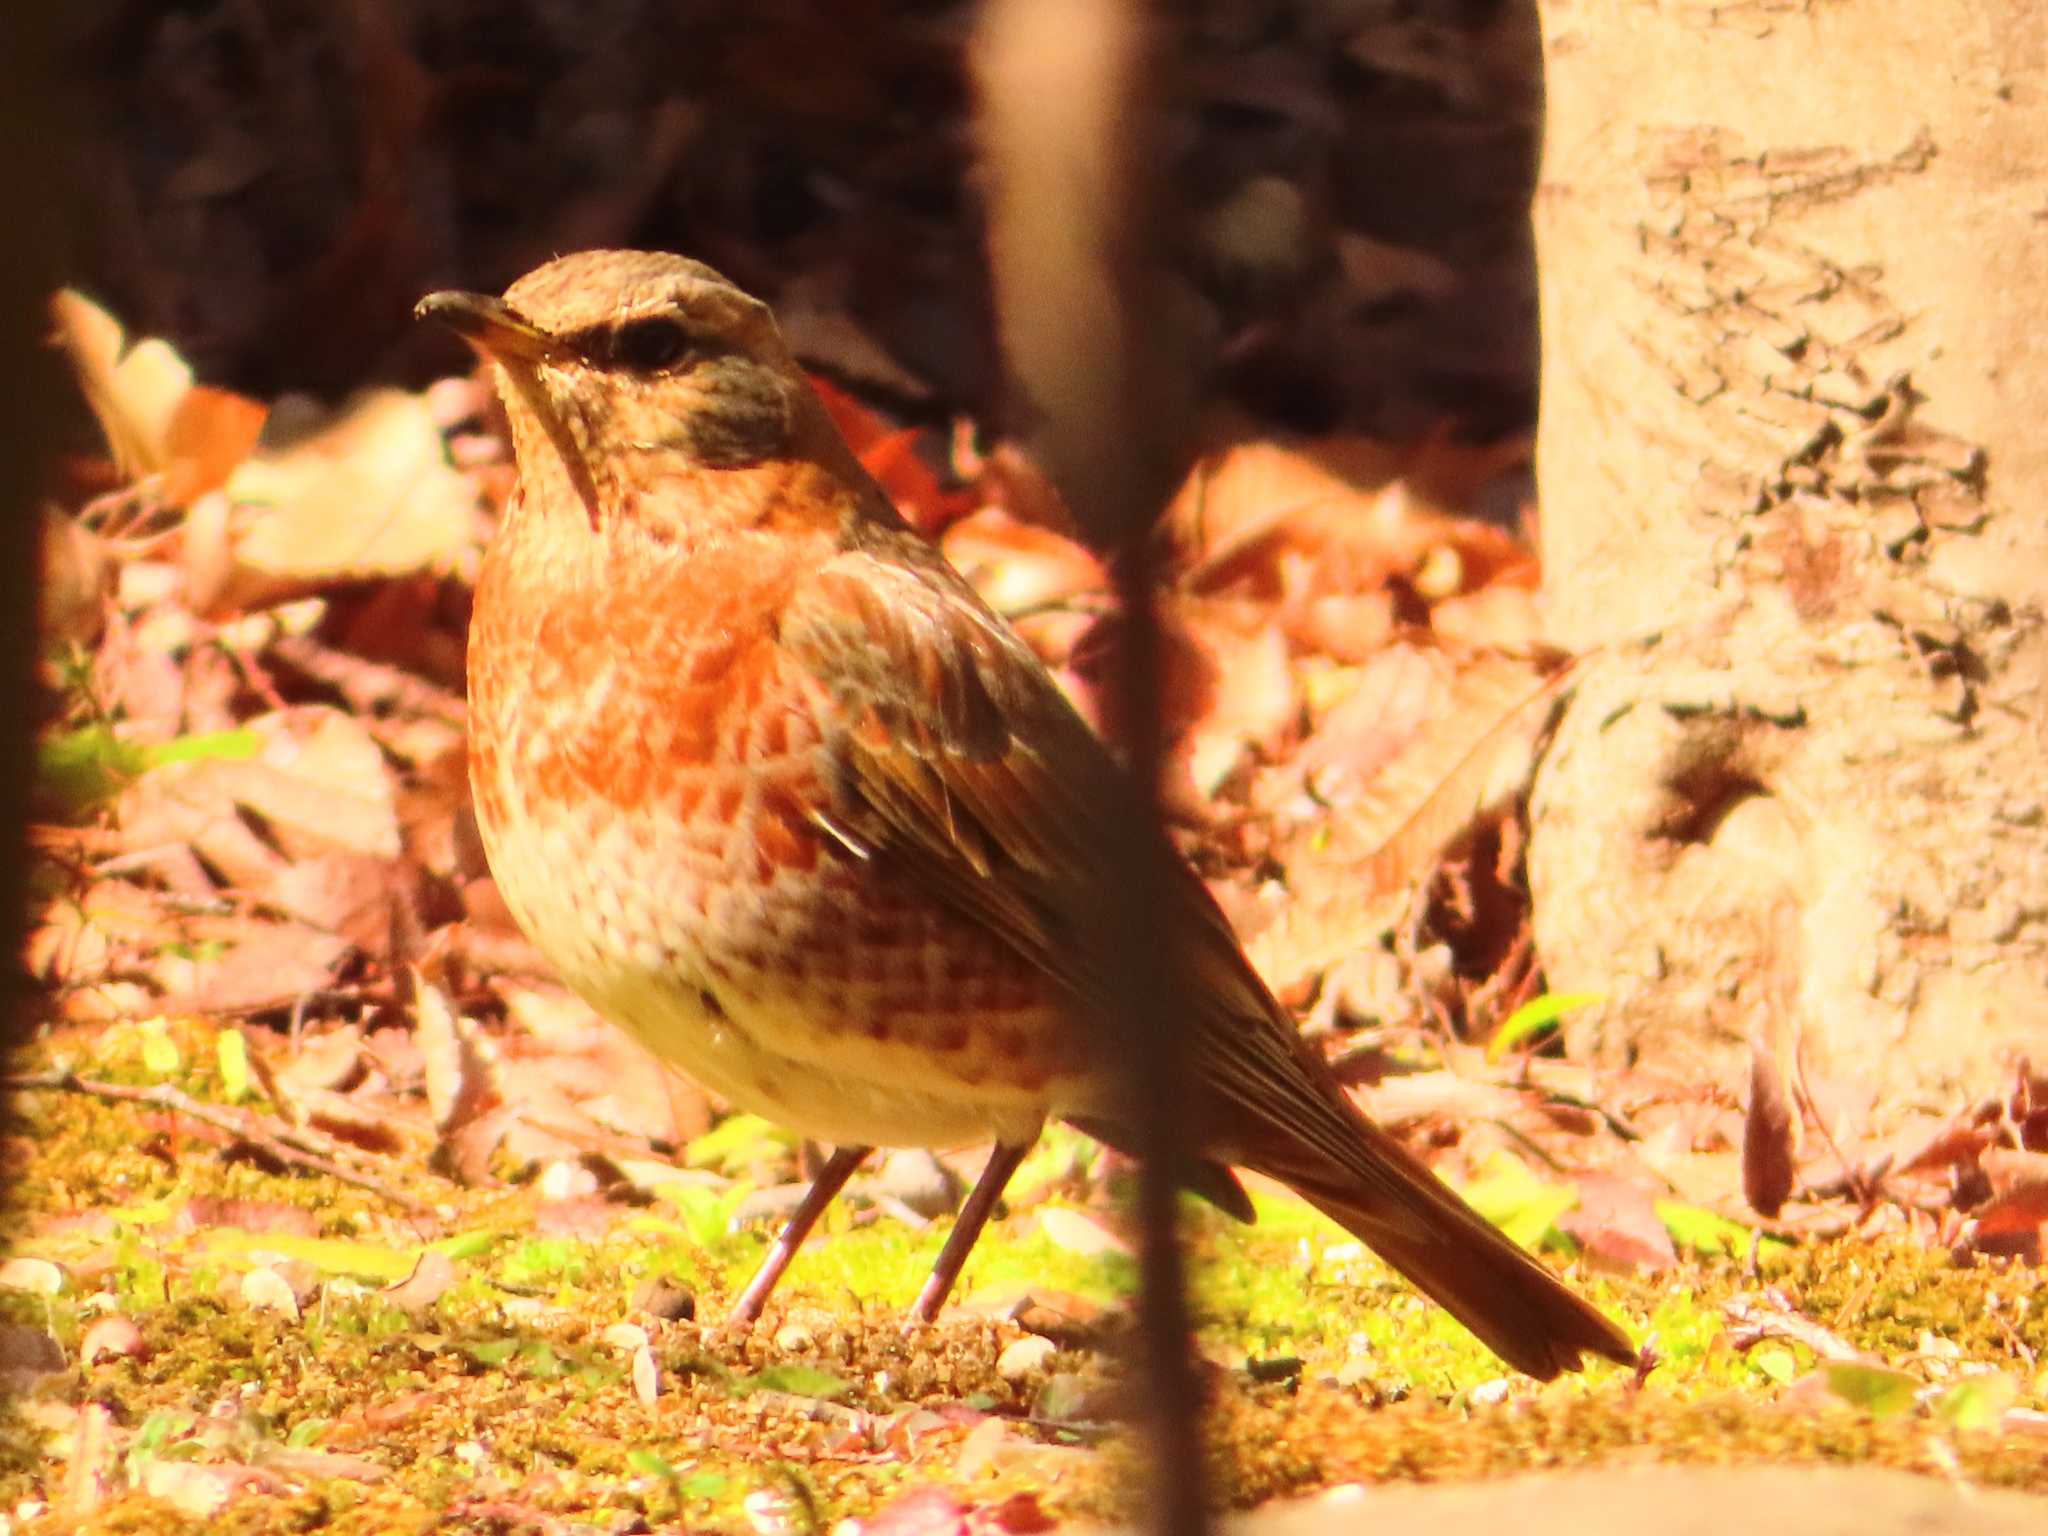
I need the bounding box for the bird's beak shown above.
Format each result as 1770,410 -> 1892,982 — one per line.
415,291 -> 556,365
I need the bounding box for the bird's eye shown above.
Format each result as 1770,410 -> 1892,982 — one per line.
611,317 -> 691,371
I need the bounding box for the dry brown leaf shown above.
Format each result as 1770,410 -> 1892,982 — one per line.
1167,438 -> 1405,596
1430,583 -> 1544,651
49,291 -> 266,504
155,917 -> 353,1016
1247,654 -> 1563,994
1035,1206 -> 1130,1259
180,1197 -> 322,1237
117,708 -> 402,906
1743,1034 -> 1798,1219
1556,1174 -> 1678,1273
200,389 -> 478,614
50,289 -> 195,482
1973,1149 -> 2048,1237
1345,1069 -> 1528,1133
382,1249 -> 461,1315
41,509 -> 115,648
942,507 -> 1105,619
417,973 -> 510,1184
271,1026 -> 368,1102
498,983 -> 696,1144
161,386 -> 270,505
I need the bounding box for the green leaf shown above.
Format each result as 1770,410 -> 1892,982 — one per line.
1935,1373 -> 2016,1432
35,725 -> 260,815
1751,1345 -> 1797,1385
1655,1201 -> 1789,1259
1487,991 -> 1602,1062
626,1449 -> 675,1482
735,1364 -> 852,1402
1457,1155 -> 1579,1249
465,1338 -> 518,1367
1824,1360 -> 1920,1418
665,1182 -> 753,1251
683,1114 -> 795,1174
138,1017 -> 180,1078
627,1449 -> 677,1481
428,1228 -> 502,1263
36,725 -> 152,812
143,729 -> 261,769
216,1030 -> 250,1102
681,1472 -> 730,1500
200,1230 -> 420,1281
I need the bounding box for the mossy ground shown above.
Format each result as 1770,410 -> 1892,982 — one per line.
7,1018 -> 2047,1534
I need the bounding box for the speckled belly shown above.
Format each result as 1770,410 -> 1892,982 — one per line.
470,621 -> 1095,1150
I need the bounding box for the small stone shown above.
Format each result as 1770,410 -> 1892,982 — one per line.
241,1267 -> 300,1320
872,1149 -> 961,1220
538,1159 -> 599,1201
773,1321 -> 814,1353
997,1335 -> 1058,1382
602,1322 -> 650,1352
0,1258 -> 63,1297
80,1315 -> 147,1367
631,1343 -> 660,1405
632,1276 -> 695,1322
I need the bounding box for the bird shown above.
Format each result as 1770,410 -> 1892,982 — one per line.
417,249 -> 1635,1380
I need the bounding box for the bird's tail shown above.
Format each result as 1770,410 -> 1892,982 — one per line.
1244,1117 -> 1636,1381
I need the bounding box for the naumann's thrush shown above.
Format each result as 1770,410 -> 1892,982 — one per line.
420,250 -> 1634,1379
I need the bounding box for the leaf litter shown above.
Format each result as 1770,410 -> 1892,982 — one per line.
17,247 -> 2048,1535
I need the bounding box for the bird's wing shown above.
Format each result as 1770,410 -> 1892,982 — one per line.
780,538 -> 1131,998
779,537 -> 1358,1159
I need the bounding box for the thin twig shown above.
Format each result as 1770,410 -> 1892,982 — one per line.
4,1069 -> 425,1212
976,5 -> 1205,1533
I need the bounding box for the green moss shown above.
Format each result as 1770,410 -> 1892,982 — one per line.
12,1022 -> 2048,1534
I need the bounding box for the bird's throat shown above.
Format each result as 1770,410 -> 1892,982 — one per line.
499,363 -> 607,530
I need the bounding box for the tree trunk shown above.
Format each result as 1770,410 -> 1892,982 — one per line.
1526,1 -> 2048,1118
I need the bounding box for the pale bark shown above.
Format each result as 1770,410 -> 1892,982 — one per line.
1527,1 -> 2048,1115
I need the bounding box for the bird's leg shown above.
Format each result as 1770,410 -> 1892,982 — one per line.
907,1140 -> 1033,1325
729,1143 -> 872,1324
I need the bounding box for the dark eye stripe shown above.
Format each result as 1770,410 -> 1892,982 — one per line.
557,320 -> 698,371
613,317 -> 691,370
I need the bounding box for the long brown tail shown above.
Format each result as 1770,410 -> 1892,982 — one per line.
1243,1117 -> 1636,1381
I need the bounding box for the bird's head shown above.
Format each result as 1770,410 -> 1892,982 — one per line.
419,250 -> 827,524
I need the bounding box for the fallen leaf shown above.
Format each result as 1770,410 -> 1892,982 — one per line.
859,1487 -> 968,1536
1555,1175 -> 1677,1273
736,1364 -> 852,1402
50,290 -> 194,482
1035,1206 -> 1130,1259
379,1251 -> 455,1316
202,389 -> 477,613
1972,1148 -> 2048,1237
1820,1360 -> 1919,1418
1743,1034 -> 1798,1220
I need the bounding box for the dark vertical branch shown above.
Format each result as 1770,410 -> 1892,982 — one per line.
0,9 -> 68,1205
973,4 -> 1204,1533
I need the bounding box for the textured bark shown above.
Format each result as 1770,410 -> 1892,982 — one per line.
1527,1 -> 2048,1114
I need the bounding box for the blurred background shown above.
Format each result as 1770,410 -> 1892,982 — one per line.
57,0 -> 1547,444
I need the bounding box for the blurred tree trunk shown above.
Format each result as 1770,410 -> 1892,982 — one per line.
1526,2 -> 2048,1117
1,8 -> 68,1173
